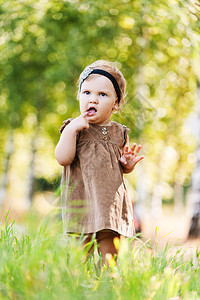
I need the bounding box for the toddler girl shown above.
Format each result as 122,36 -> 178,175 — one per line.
55,60 -> 144,262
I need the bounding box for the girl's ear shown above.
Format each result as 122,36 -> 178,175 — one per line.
112,100 -> 119,111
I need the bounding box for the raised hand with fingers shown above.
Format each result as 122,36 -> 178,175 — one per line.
119,143 -> 144,173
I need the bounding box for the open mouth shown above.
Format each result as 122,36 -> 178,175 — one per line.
87,107 -> 97,116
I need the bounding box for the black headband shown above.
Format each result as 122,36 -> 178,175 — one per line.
79,68 -> 121,103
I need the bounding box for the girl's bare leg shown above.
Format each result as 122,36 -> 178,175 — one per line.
96,231 -> 121,265
79,231 -> 120,266
81,233 -> 95,259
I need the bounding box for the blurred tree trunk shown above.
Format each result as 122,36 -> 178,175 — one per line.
151,157 -> 163,218
0,132 -> 14,206
151,182 -> 162,218
188,80 -> 200,238
135,164 -> 148,233
174,182 -> 184,213
26,98 -> 41,206
26,131 -> 37,206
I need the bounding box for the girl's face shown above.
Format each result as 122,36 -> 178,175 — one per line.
79,75 -> 118,126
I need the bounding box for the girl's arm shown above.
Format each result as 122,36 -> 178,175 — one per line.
119,137 -> 144,173
55,113 -> 89,166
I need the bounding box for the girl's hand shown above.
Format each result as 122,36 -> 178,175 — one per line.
68,112 -> 89,133
119,143 -> 144,173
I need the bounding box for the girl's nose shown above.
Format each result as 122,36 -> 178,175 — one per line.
89,96 -> 98,104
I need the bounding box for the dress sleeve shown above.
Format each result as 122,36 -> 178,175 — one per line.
60,118 -> 74,134
122,125 -> 130,147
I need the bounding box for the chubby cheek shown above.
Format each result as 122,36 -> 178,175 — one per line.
104,104 -> 114,115
79,100 -> 87,114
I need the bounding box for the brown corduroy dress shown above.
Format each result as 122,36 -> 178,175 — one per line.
60,119 -> 135,237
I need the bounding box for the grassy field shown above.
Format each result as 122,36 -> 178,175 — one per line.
0,210 -> 200,300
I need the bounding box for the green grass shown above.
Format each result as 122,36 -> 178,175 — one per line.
0,210 -> 200,300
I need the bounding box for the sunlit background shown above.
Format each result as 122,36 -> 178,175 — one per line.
0,0 -> 200,242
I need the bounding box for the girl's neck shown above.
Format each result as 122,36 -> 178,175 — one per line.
90,121 -> 112,127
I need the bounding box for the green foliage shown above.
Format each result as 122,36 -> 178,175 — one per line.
0,212 -> 200,299
0,0 -> 199,199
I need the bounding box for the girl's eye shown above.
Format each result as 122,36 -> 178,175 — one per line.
100,92 -> 106,97
84,91 -> 90,95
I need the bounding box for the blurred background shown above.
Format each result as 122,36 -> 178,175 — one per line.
0,0 -> 200,243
